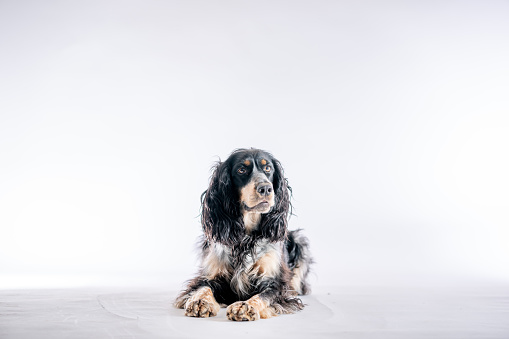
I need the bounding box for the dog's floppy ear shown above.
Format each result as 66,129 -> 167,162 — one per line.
258,157 -> 291,242
201,161 -> 244,245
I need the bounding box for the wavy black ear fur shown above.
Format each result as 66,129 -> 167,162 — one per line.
201,161 -> 245,246
257,156 -> 292,242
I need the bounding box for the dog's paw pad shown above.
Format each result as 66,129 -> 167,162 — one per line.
226,301 -> 260,321
184,299 -> 218,318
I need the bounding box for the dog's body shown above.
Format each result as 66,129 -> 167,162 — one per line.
175,148 -> 312,321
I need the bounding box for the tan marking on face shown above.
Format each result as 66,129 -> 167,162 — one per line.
184,286 -> 220,317
243,159 -> 251,166
240,181 -> 258,206
240,179 -> 275,213
261,159 -> 267,165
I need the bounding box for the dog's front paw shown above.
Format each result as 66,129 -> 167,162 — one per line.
184,298 -> 219,318
226,301 -> 260,321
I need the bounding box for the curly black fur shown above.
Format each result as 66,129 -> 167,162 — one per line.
201,160 -> 244,246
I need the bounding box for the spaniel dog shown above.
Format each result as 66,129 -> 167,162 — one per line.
175,148 -> 312,321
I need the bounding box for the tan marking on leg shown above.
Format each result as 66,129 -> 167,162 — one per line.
290,267 -> 303,294
226,294 -> 275,321
251,250 -> 280,277
259,306 -> 278,319
248,295 -> 277,319
184,286 -> 220,318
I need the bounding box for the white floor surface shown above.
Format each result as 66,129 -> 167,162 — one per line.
1,285 -> 508,339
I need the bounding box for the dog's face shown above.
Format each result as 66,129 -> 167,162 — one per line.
201,148 -> 290,244
229,151 -> 276,214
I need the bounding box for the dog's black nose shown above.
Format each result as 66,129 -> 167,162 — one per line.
257,183 -> 273,196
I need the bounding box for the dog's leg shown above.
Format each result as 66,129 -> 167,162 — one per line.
176,286 -> 220,318
286,230 -> 313,295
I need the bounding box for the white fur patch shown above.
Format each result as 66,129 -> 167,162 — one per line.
202,243 -> 231,279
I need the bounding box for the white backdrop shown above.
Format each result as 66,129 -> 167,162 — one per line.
1,1 -> 508,289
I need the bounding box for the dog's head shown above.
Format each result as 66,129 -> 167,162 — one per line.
233,150 -> 276,214
201,148 -> 291,245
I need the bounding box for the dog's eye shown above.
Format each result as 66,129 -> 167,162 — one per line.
237,167 -> 246,174
263,165 -> 271,173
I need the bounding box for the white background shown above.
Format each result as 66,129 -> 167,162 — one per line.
1,1 -> 508,289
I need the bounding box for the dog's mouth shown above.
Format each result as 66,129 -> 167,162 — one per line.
242,201 -> 271,212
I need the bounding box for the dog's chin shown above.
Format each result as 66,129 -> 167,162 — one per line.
242,201 -> 273,214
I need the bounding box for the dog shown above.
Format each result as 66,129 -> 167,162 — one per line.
175,148 -> 312,321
